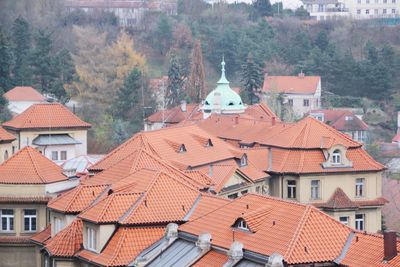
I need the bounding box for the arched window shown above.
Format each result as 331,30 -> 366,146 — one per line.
332,149 -> 341,164
4,150 -> 8,161
240,155 -> 247,167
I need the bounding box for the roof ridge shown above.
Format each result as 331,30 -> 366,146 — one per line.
285,205 -> 312,259
26,147 -> 47,183
109,228 -> 128,266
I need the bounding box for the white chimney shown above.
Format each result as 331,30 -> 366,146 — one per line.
165,223 -> 178,240
181,100 -> 187,112
196,233 -> 212,250
397,111 -> 400,133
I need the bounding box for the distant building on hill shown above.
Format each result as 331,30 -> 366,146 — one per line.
64,0 -> 177,27
3,86 -> 46,115
309,109 -> 369,144
261,73 -> 321,117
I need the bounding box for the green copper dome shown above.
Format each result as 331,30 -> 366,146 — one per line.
203,59 -> 245,115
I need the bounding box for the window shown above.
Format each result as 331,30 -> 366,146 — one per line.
51,151 -> 58,161
356,178 -> 365,197
241,190 -> 248,195
235,219 -> 249,231
287,180 -> 297,199
24,209 -> 37,232
332,149 -> 341,164
375,0 -> 378,3
383,8 -> 387,14
228,193 -> 238,199
86,227 -> 97,251
393,0 -> 396,3
303,99 -> 310,107
178,144 -> 186,153
392,8 -> 396,13
339,216 -> 349,225
288,99 -> 293,106
12,146 -> 15,154
240,155 -> 247,167
318,4 -> 324,11
311,180 -> 320,199
1,209 -> 14,231
357,0 -> 361,3
374,9 -> 378,14
366,0 -> 370,3
4,150 -> 8,161
60,151 -> 67,161
54,217 -> 64,234
357,9 -> 361,14
355,214 -> 365,231
256,186 -> 261,193
366,9 -> 370,14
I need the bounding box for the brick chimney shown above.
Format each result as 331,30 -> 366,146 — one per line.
271,116 -> 276,126
383,231 -> 397,261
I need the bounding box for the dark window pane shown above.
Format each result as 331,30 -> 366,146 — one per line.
10,218 -> 13,231
32,218 -> 36,231
1,218 -> 6,230
24,218 -> 29,231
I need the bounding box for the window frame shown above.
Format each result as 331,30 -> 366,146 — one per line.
1,209 -> 14,232
51,151 -> 58,161
54,217 -> 64,234
332,149 -> 341,164
236,219 -> 249,231
339,216 -> 349,225
287,180 -> 297,199
311,180 -> 320,200
23,209 -> 37,232
303,99 -> 310,107
288,99 -> 293,106
60,151 -> 67,161
355,214 -> 365,231
240,155 -> 248,167
355,178 -> 365,197
86,226 -> 97,251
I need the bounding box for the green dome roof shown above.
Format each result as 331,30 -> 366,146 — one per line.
203,59 -> 245,114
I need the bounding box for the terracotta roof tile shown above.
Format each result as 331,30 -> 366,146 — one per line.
310,109 -> 368,131
146,104 -> 200,124
0,146 -> 67,184
262,75 -> 320,94
4,86 -> 46,101
180,193 -> 352,265
48,184 -> 109,214
45,219 -> 83,257
2,103 -> 91,130
0,236 -> 32,244
316,188 -> 359,209
0,126 -> 15,142
31,224 -> 51,245
237,206 -> 273,233
192,250 -> 228,267
0,195 -> 51,204
340,233 -> 400,267
77,227 -> 164,267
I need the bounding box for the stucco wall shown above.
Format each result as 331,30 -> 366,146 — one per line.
0,245 -> 36,267
0,142 -> 14,164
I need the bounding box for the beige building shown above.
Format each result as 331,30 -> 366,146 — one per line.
0,146 -> 76,267
0,126 -> 16,164
2,103 -> 91,164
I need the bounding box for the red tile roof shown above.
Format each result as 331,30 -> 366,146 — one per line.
180,193 -> 352,265
192,250 -> 228,267
314,188 -> 359,209
2,103 -> 91,130
0,126 -> 15,142
393,133 -> 400,143
0,236 -> 32,244
45,219 -> 83,257
0,146 -> 67,184
310,109 -> 368,131
48,184 -> 109,214
0,195 -> 51,204
31,224 -> 51,245
77,227 -> 164,267
4,86 -> 46,101
262,75 -> 320,94
146,103 -> 200,124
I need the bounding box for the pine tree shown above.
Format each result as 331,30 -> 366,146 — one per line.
12,17 -> 32,86
241,53 -> 263,104
0,27 -> 12,91
52,48 -> 75,103
166,53 -> 184,108
187,40 -> 206,103
0,87 -> 11,122
31,30 -> 54,94
252,0 -> 273,18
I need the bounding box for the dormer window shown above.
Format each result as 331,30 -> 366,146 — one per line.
240,155 -> 247,167
234,219 -> 249,231
206,139 -> 213,147
178,144 -> 187,153
228,102 -> 234,106
332,149 -> 341,164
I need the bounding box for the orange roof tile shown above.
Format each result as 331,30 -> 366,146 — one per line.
77,227 -> 164,267
0,195 -> 51,203
315,188 -> 358,209
340,233 -> 400,267
2,103 -> 91,130
45,219 -> 83,257
262,75 -> 320,94
31,224 -> 51,245
0,146 -> 67,184
310,109 -> 368,131
146,103 -> 200,124
0,236 -> 32,244
4,86 -> 46,101
0,126 -> 15,142
192,250 -> 228,267
187,194 -> 231,222
180,193 -> 352,265
48,184 -> 109,214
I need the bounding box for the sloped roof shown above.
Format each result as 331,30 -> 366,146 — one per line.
2,103 -> 91,130
0,195 -> 51,204
310,109 -> 368,131
340,233 -> 400,267
0,126 -> 15,142
192,250 -> 229,267
0,146 -> 67,184
77,227 -> 164,267
262,75 -> 320,95
316,188 -> 358,209
4,86 -> 46,101
48,184 -> 109,214
146,103 -> 200,124
180,193 -> 352,265
31,224 -> 51,245
45,219 -> 83,257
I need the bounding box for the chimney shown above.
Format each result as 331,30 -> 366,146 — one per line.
271,116 -> 276,126
180,100 -> 187,112
384,231 -> 397,261
298,71 -> 305,78
234,116 -> 239,125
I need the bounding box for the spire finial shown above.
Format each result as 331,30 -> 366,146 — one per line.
218,55 -> 229,85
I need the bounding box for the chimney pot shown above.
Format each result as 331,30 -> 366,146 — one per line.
384,231 -> 398,261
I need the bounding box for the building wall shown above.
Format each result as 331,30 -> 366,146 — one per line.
0,184 -> 46,196
8,100 -> 44,115
343,0 -> 399,18
0,245 -> 36,267
282,90 -> 321,118
0,142 -> 14,163
327,207 -> 382,233
50,211 -> 76,237
82,222 -> 115,253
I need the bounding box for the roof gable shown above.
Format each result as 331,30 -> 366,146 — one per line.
262,75 -> 320,94
4,86 -> 46,101
0,146 -> 67,184
0,126 -> 15,142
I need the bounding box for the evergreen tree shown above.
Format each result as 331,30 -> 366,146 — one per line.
166,53 -> 184,107
52,48 -> 75,103
315,31 -> 329,52
12,17 -> 32,86
187,40 -> 206,103
31,30 -> 54,94
0,87 -> 11,122
0,27 -> 12,91
241,53 -> 263,104
156,15 -> 172,55
252,0 -> 273,17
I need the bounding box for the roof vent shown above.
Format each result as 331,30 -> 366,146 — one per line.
227,241 -> 244,261
165,223 -> 178,240
196,232 -> 212,250
266,252 -> 284,267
